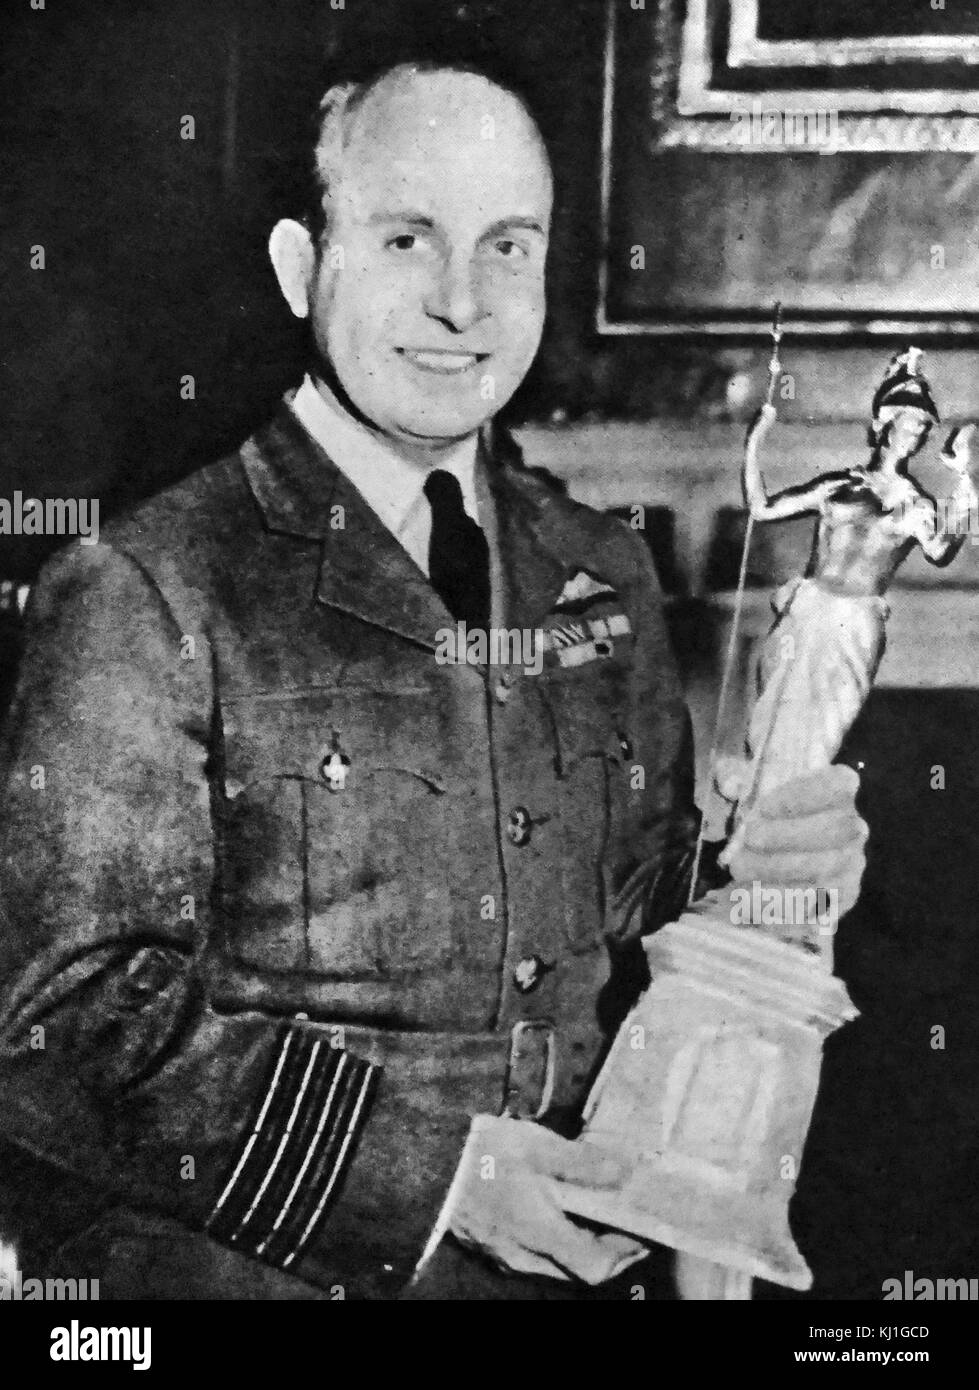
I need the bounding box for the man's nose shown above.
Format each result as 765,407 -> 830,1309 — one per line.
424,256 -> 486,334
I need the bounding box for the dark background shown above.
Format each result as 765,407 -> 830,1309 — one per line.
3,0 -> 979,1301
2,0 -> 612,582
759,0 -> 978,42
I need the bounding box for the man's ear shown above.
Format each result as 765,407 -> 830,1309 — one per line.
268,218 -> 316,319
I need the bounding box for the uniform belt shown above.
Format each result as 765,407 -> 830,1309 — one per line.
208,965 -> 600,1119
307,1017 -> 590,1122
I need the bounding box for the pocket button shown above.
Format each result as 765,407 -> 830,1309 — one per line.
319,732 -> 351,792
513,955 -> 547,994
506,806 -> 533,846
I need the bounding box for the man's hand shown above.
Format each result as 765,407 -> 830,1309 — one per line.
723,764 -> 868,931
434,1115 -> 648,1285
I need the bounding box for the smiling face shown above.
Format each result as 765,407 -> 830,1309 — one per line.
305,67 -> 552,450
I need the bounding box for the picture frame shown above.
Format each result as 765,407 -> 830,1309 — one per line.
598,0 -> 979,335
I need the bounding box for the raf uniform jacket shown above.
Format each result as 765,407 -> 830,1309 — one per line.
0,399 -> 701,1299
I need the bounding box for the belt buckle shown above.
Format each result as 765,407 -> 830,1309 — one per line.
504,1020 -> 556,1120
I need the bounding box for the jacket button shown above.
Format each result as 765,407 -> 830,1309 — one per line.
506,806 -> 532,846
513,955 -> 547,994
319,732 -> 350,792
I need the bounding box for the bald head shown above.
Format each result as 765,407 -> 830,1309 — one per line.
312,64 -> 552,244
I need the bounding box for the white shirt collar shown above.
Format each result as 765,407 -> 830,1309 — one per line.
288,373 -> 479,575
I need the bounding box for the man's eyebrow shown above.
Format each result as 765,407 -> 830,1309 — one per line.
481,217 -> 547,239
367,211 -> 437,227
364,211 -> 547,238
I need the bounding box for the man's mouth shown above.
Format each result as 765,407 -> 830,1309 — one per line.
397,348 -> 488,376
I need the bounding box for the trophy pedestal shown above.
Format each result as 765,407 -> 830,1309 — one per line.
563,907 -> 858,1291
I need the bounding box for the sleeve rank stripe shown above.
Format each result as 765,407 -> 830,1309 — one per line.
253,1051 -> 351,1257
281,1059 -> 378,1269
232,1041 -> 349,1253
205,1025 -> 297,1234
211,1027 -> 325,1243
207,1026 -> 378,1262
227,1037 -> 325,1241
257,1057 -> 366,1268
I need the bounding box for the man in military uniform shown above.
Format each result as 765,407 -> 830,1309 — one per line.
0,56 -> 865,1299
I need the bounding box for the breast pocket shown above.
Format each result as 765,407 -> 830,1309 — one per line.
538,660 -> 634,952
218,687 -> 461,981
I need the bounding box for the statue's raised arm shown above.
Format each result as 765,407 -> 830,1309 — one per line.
913,422 -> 978,565
742,403 -> 855,522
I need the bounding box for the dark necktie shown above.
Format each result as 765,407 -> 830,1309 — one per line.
423,469 -> 491,631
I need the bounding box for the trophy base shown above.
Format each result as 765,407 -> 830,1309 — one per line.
562,1150 -> 813,1290
561,907 -> 858,1293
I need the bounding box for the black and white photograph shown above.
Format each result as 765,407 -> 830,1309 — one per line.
3,0 -> 979,1355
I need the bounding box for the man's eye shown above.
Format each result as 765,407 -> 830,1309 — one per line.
494,239 -> 526,260
387,233 -> 420,252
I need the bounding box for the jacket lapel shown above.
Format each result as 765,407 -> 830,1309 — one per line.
239,401 -> 580,657
486,430 -> 574,635
316,503 -> 452,653
240,400 -> 454,652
